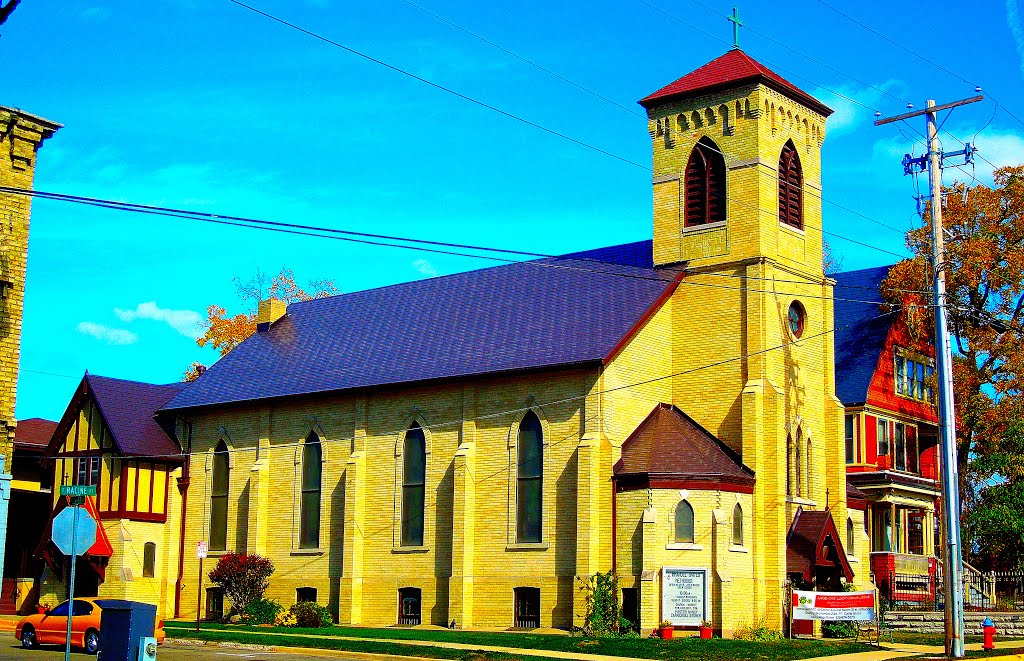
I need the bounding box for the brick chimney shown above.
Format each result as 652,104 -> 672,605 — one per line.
255,298 -> 287,332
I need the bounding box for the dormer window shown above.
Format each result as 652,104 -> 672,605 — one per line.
684,137 -> 726,227
895,352 -> 935,403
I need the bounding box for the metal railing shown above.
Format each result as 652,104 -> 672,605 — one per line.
878,569 -> 1024,611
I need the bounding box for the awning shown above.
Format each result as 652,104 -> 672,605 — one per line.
786,509 -> 854,583
35,495 -> 114,580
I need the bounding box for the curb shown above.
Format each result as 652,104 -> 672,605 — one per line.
166,638 -> 469,661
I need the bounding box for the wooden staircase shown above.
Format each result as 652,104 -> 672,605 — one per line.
0,579 -> 19,615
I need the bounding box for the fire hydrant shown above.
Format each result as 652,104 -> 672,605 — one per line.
983,617 -> 996,652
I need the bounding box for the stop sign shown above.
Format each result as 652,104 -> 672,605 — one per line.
52,507 -> 96,557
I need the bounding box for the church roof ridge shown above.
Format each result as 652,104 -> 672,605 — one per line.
638,49 -> 833,117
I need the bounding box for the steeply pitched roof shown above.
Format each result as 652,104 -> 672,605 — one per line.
15,418 -> 57,449
638,49 -> 833,116
49,375 -> 186,460
86,375 -> 186,458
786,509 -> 854,583
832,266 -> 894,406
614,403 -> 754,490
164,242 -> 676,411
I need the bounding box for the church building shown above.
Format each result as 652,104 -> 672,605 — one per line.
156,48 -> 860,636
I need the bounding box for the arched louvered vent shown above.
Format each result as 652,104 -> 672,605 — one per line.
778,141 -> 803,229
684,137 -> 726,227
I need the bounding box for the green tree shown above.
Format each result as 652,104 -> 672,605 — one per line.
880,165 -> 1024,558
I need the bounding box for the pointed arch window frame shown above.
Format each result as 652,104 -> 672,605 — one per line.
208,440 -> 231,552
682,137 -> 728,228
393,415 -> 432,552
297,431 -> 324,550
778,140 -> 804,230
674,500 -> 695,544
506,406 -> 550,549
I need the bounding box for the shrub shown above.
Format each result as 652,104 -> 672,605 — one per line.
576,571 -> 621,637
286,601 -> 333,628
208,553 -> 275,613
241,598 -> 282,625
822,620 -> 859,638
273,610 -> 297,627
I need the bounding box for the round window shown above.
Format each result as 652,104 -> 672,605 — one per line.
788,301 -> 805,338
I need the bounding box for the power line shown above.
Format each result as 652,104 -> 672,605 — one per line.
4,185 -> 920,302
224,0 -> 911,252
814,0 -> 1024,131
224,0 -> 649,170
681,0 -> 909,106
34,308 -> 899,463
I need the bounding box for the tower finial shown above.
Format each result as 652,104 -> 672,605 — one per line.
728,7 -> 743,49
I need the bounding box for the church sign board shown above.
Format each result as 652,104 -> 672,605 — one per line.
792,590 -> 875,621
661,567 -> 709,625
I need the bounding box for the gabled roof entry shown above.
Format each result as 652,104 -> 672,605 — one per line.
786,509 -> 854,583
638,49 -> 833,117
48,374 -> 186,461
614,403 -> 755,492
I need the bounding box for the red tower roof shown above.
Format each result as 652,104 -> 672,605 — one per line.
638,49 -> 832,117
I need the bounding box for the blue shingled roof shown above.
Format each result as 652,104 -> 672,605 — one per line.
164,241 -> 673,411
832,265 -> 894,406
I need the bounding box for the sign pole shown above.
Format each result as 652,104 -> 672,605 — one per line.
195,555 -> 203,632
788,583 -> 793,640
64,502 -> 77,661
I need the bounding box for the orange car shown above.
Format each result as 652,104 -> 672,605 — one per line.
15,598 -> 165,654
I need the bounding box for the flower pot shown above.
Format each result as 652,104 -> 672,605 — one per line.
699,626 -> 713,639
659,626 -> 673,639
36,606 -> 46,615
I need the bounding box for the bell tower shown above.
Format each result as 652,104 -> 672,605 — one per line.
639,49 -> 833,278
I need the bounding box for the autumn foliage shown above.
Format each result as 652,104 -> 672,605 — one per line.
185,268 -> 339,380
880,165 -> 1024,565
208,553 -> 275,613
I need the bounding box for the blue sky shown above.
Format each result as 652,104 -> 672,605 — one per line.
4,0 -> 1023,421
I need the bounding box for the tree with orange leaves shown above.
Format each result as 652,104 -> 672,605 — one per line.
880,165 -> 1024,565
184,268 -> 339,381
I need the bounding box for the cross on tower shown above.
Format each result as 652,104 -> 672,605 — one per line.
728,6 -> 743,49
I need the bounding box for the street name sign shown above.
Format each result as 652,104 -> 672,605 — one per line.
59,484 -> 97,497
52,507 -> 96,557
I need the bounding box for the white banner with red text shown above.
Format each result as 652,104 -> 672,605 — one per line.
792,590 -> 875,621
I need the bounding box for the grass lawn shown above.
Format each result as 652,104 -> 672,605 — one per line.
890,631 -> 1024,646
164,621 -> 873,660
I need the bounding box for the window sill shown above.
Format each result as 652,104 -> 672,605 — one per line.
205,550 -> 231,558
780,223 -> 806,237
665,543 -> 703,551
786,496 -> 817,507
392,546 -> 430,554
506,542 -> 550,551
681,220 -> 727,233
847,555 -> 859,563
729,545 -> 749,553
291,548 -> 326,556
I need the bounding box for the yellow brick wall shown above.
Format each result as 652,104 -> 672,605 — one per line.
0,107 -> 59,466
179,368 -> 598,628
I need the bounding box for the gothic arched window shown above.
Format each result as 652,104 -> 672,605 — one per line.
847,517 -> 855,553
778,140 -> 803,229
210,442 -> 229,551
684,137 -> 727,227
516,412 -> 543,543
674,500 -> 695,543
402,424 -> 426,547
300,432 -> 322,549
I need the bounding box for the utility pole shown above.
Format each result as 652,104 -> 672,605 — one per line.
876,94 -> 982,659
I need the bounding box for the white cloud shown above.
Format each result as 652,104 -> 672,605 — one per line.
113,301 -> 203,339
1009,0 -> 1024,78
77,322 -> 138,345
812,80 -> 904,139
412,259 -> 438,277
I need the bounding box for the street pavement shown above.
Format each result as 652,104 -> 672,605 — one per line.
0,641 -> 386,661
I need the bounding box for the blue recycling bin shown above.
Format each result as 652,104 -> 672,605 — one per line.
97,600 -> 156,661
